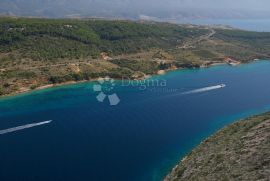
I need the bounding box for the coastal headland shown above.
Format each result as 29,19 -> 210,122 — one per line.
165,112 -> 270,181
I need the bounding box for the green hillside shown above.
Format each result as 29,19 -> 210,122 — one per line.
1,17 -> 270,96
0,17 -> 206,59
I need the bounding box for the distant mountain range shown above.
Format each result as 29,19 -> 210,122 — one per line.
1,0 -> 270,20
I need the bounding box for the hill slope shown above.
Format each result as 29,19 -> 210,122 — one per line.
165,112 -> 270,181
1,17 -> 270,96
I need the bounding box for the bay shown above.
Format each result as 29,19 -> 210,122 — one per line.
0,61 -> 270,181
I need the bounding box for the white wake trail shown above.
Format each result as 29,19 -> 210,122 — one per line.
0,120 -> 52,135
182,84 -> 226,95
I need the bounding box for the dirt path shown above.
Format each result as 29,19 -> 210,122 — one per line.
178,28 -> 216,49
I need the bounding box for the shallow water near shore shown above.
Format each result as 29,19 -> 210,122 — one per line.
1,61 -> 270,181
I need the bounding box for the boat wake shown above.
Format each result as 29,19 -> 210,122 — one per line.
0,120 -> 52,135
182,84 -> 226,95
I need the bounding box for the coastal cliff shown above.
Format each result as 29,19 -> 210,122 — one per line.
165,112 -> 270,181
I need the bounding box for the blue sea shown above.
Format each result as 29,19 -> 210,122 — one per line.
1,61 -> 270,181
177,18 -> 270,32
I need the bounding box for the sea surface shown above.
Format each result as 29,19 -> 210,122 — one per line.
1,61 -> 270,181
177,18 -> 270,32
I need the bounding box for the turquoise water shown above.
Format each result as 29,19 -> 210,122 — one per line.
1,61 -> 270,180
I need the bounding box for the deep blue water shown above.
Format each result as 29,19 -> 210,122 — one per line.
177,19 -> 270,32
1,61 -> 270,181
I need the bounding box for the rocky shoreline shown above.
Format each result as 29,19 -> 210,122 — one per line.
164,112 -> 270,181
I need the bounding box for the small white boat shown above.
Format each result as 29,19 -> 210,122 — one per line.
220,84 -> 226,88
